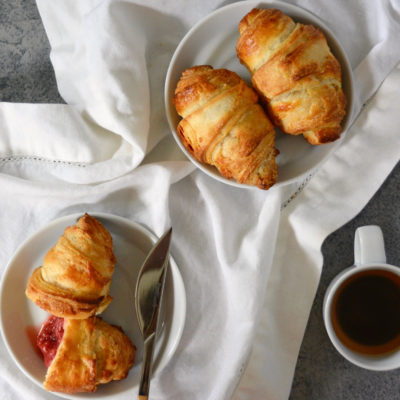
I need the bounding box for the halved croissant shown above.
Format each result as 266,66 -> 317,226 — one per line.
38,316 -> 135,393
26,213 -> 116,319
236,8 -> 346,145
173,65 -> 278,189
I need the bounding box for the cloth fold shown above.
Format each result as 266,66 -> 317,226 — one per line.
234,62 -> 400,400
0,1 -> 399,399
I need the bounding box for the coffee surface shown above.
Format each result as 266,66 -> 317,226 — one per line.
331,269 -> 400,355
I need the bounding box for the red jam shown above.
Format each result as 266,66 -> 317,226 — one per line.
37,315 -> 64,367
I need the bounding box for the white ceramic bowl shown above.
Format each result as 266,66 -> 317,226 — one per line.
165,0 -> 355,190
0,213 -> 186,399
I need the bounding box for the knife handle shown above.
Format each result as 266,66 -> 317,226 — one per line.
138,333 -> 156,400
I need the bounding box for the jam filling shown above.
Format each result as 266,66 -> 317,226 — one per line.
37,315 -> 64,367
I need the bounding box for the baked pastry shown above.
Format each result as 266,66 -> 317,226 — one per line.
37,315 -> 135,393
26,213 -> 116,319
236,8 -> 346,145
173,65 -> 278,189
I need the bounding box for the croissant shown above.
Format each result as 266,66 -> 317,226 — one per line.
236,8 -> 346,145
26,213 -> 116,319
37,315 -> 135,393
173,65 -> 278,189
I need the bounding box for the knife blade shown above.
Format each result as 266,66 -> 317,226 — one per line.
135,227 -> 172,400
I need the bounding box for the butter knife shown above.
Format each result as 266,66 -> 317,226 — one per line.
135,228 -> 172,400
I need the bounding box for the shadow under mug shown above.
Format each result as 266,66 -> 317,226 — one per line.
323,225 -> 400,371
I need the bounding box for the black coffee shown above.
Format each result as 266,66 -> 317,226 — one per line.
331,269 -> 400,355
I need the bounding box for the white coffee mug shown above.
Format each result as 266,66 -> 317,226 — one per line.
323,225 -> 400,370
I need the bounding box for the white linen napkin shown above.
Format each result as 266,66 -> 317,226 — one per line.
234,61 -> 400,400
0,1 -> 399,400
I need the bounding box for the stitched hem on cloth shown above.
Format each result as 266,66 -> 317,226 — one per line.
0,155 -> 87,168
280,172 -> 315,210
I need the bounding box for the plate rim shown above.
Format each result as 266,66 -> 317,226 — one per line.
0,211 -> 186,399
164,0 -> 355,190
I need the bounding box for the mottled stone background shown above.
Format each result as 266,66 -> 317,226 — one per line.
1,0 -> 399,399
0,0 -> 63,103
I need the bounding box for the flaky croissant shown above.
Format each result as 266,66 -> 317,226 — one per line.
173,65 -> 278,190
37,316 -> 135,393
236,8 -> 346,145
26,213 -> 116,319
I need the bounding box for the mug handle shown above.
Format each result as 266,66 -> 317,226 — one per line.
354,225 -> 386,266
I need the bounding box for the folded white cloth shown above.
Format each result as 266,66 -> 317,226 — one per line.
234,61 -> 400,400
0,1 -> 399,400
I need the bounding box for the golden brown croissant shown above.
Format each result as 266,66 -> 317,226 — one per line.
173,65 -> 278,189
236,8 -> 346,145
37,315 -> 135,393
26,213 -> 116,319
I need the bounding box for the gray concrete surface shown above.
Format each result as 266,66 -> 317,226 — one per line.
289,163 -> 400,400
1,1 -> 399,399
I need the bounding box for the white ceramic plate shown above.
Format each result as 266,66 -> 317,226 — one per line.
0,213 -> 186,399
165,0 -> 355,190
